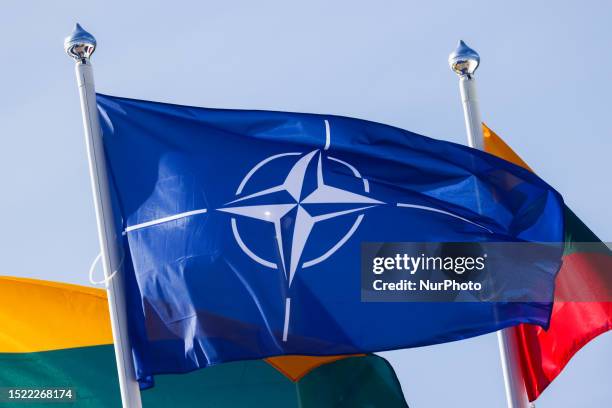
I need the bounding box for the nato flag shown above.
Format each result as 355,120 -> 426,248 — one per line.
97,94 -> 563,387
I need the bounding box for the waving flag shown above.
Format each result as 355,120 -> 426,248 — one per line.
97,94 -> 564,385
483,124 -> 612,401
0,276 -> 408,407
0,276 -> 116,405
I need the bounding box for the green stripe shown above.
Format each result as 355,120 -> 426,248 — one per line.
0,346 -> 407,407
298,355 -> 408,407
563,206 -> 611,256
145,358 -> 294,407
0,345 -> 120,407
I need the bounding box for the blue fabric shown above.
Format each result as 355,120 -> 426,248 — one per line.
96,94 -> 564,387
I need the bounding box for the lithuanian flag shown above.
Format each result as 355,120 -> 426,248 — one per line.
0,276 -> 407,407
483,124 -> 612,401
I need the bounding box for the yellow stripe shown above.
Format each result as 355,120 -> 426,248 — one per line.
265,354 -> 365,382
0,276 -> 112,353
482,123 -> 533,172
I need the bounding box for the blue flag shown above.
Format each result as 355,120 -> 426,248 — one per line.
97,94 -> 564,387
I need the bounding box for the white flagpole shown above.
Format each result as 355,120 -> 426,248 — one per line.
64,24 -> 142,408
448,40 -> 531,408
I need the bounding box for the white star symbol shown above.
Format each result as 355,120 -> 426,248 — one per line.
218,150 -> 384,285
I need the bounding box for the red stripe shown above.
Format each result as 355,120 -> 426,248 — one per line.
515,252 -> 612,401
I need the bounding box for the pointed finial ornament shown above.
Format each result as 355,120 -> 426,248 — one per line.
64,23 -> 96,62
448,40 -> 480,77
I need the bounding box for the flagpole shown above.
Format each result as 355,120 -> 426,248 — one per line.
448,40 -> 531,408
64,24 -> 142,408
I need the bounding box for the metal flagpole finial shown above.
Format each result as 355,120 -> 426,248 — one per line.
449,40 -> 480,78
64,23 -> 96,63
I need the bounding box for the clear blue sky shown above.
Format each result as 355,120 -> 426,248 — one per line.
0,1 -> 609,406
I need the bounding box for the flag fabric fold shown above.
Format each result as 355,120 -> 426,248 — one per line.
0,276 -> 408,407
97,94 -> 565,385
483,123 -> 612,401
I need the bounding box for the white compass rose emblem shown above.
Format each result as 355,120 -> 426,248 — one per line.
124,119 -> 492,342
219,148 -> 383,286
